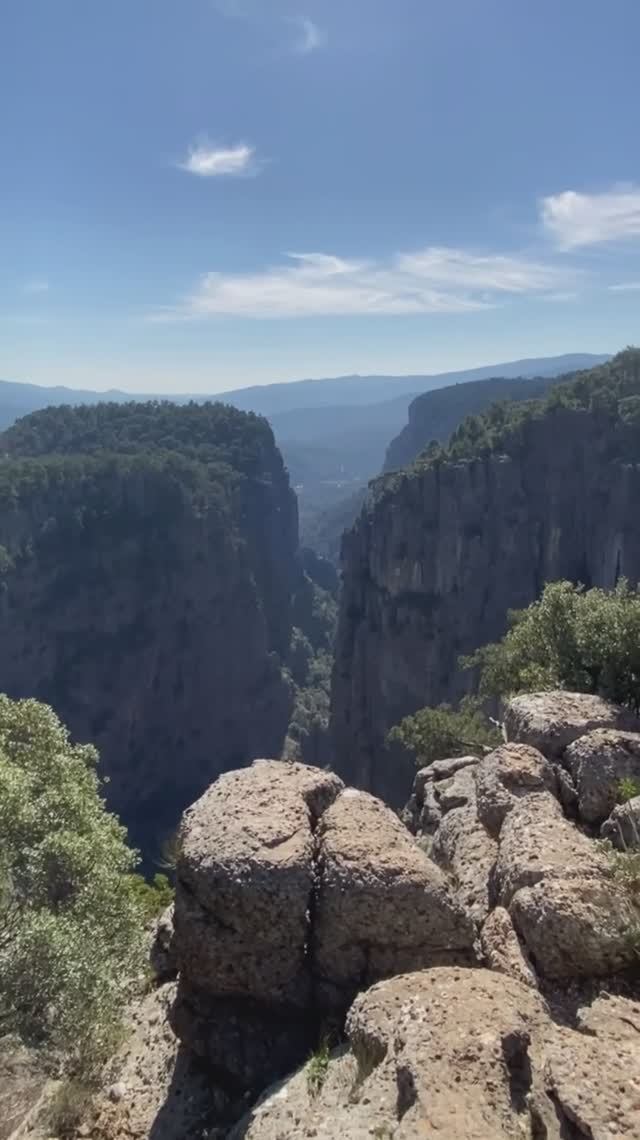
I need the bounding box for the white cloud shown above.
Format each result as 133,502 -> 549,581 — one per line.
608,281 -> 640,292
541,187 -> 640,249
178,141 -> 257,177
23,279 -> 49,295
294,17 -> 326,54
154,245 -> 573,321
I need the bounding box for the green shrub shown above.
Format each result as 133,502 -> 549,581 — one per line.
464,578 -> 640,713
0,696 -> 145,1075
306,1036 -> 331,1099
618,778 -> 640,804
127,873 -> 174,923
389,695 -> 501,768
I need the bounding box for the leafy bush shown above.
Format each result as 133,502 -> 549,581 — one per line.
0,696 -> 145,1074
127,873 -> 174,923
389,695 -> 501,768
306,1036 -> 330,1098
618,778 -> 640,805
464,578 -> 640,712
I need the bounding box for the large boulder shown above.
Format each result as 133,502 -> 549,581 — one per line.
503,691 -> 639,759
474,742 -> 557,837
171,760 -> 477,1089
312,789 -> 476,1008
494,791 -> 607,905
510,876 -> 639,980
601,794 -> 640,849
564,729 -> 640,824
174,760 -> 343,1009
172,760 -> 343,1085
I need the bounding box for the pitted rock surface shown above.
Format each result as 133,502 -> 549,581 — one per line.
480,906 -> 538,990
430,800 -> 497,923
564,728 -> 640,824
474,742 -> 557,837
494,791 -> 608,906
312,789 -> 476,1007
503,691 -> 639,759
510,876 -> 639,980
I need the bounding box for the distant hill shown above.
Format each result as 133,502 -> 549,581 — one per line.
383,374 -> 556,472
214,353 -> 611,414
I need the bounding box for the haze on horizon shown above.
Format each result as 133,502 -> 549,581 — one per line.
2,0 -> 639,395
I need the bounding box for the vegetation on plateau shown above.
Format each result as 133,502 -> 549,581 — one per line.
0,695 -> 147,1076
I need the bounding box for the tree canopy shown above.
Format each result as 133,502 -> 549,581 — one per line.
0,696 -> 145,1073
465,578 -> 640,713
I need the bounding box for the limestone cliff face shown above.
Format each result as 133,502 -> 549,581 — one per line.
331,402 -> 640,804
0,405 -> 298,855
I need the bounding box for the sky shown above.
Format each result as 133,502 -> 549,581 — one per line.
2,0 -> 640,395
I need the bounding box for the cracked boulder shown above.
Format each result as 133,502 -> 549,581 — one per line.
171,760 -> 343,1086
503,690 -> 639,759
601,793 -> 640,849
171,761 -> 475,1089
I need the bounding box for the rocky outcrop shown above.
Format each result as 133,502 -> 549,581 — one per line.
231,966 -> 640,1139
331,379 -> 640,805
170,760 -> 475,1090
0,404 -> 300,857
403,694 -> 640,984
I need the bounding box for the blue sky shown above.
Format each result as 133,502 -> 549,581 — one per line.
2,0 -> 640,394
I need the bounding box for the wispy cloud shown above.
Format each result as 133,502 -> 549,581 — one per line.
178,141 -> 258,177
608,281 -> 640,292
293,17 -> 326,54
23,279 -> 49,295
541,186 -> 640,249
152,245 -> 573,321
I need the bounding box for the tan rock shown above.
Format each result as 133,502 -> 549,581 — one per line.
430,800 -> 497,923
474,742 -> 557,837
434,766 -> 476,813
480,906 -> 538,989
503,690 -> 639,759
577,991 -> 640,1042
175,760 -> 343,1008
564,729 -> 640,824
544,1026 -> 640,1138
494,791 -> 607,905
510,876 -> 639,980
312,790 -> 476,1007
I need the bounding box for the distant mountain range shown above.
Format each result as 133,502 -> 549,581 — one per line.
0,353 -> 611,542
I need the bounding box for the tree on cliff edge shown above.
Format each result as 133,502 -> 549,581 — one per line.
466,578 -> 640,714
0,696 -> 144,1074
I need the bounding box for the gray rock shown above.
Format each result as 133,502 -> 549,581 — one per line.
510,876 -> 639,980
423,754 -> 480,783
434,766 -> 476,813
474,742 -> 556,837
601,794 -> 640,849
494,791 -> 607,906
417,780 -> 442,835
312,790 -> 476,1008
503,691 -> 639,759
564,728 -> 640,824
431,800 -> 497,923
480,906 -> 538,990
